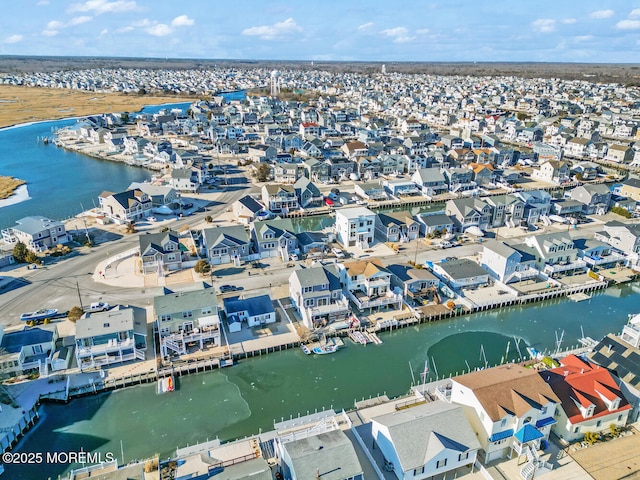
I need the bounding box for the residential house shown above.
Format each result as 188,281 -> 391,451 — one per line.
387,264 -> 440,297
445,198 -> 493,232
75,306 -> 147,371
514,190 -> 552,225
416,213 -> 455,237
170,168 -> 201,193
0,325 -> 58,376
522,232 -> 584,276
339,259 -> 402,312
139,230 -> 183,274
431,258 -> 490,290
127,182 -> 179,208
552,199 -> 584,217
532,160 -> 571,184
273,162 -> 302,184
341,140 -> 369,159
564,137 -> 592,158
250,218 -> 299,260
202,225 -> 252,265
411,168 -> 448,196
485,195 -> 525,228
289,264 -> 349,329
443,168 -> 475,193
261,184 -> 299,214
568,184 -> 612,215
232,195 -> 265,224
375,211 -> 420,243
223,295 -> 275,332
469,163 -> 494,186
302,158 -> 330,183
618,176 -> 640,203
293,177 -> 323,208
326,157 -> 356,182
354,182 -> 387,201
247,144 -> 277,162
593,221 -> 640,264
480,240 -> 538,284
98,189 -> 152,225
335,207 -> 377,249
447,364 -> 560,463
369,402 -> 481,480
605,144 -> 634,163
1,216 -> 69,253
542,354 -> 631,442
383,179 -> 420,197
154,286 -> 221,357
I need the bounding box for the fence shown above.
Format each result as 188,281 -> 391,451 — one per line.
0,404 -> 39,453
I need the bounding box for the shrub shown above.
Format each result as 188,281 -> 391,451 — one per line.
13,242 -> 28,263
67,306 -> 84,323
611,206 -> 631,219
194,259 -> 211,275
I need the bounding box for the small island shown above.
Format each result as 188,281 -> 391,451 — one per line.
0,175 -> 26,200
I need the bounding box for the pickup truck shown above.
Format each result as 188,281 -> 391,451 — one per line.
87,302 -> 110,313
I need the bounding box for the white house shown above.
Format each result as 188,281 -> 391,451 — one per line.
334,207 -> 376,249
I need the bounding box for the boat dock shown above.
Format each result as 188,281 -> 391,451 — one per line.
568,292 -> 592,302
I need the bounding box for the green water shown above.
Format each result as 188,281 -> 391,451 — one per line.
11,284 -> 639,479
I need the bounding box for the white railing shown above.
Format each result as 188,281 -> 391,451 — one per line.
307,298 -> 349,317
543,260 -> 586,274
474,460 -> 497,480
77,338 -> 134,357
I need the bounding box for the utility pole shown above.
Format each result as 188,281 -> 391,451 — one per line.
76,280 -> 83,310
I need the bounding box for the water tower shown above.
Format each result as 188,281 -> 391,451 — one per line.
270,70 -> 281,96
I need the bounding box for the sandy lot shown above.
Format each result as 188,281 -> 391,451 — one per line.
0,85 -> 195,128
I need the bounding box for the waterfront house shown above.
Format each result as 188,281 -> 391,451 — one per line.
594,221 -> 640,264
170,167 -> 201,193
99,189 -> 152,225
443,167 -> 475,193
232,195 -> 265,224
573,237 -> 626,269
416,213 -> 455,238
480,240 -> 538,284
139,230 -> 183,274
514,190 -> 552,225
250,218 -> 299,260
75,306 -> 147,371
289,264 -> 349,329
532,160 -> 571,184
202,225 -> 252,266
127,182 -> 179,208
335,207 -> 377,249
223,294 -> 275,332
375,211 -> 420,243
522,232 -> 584,276
485,195 -> 525,228
154,285 -> 221,357
542,354 -> 631,443
0,324 -> 58,377
445,198 -> 492,232
446,364 -> 560,464
293,176 -> 323,208
387,264 -> 440,299
568,184 -> 612,215
617,176 -> 640,203
383,179 -> 420,197
431,258 -> 490,290
411,167 -> 448,196
605,144 -> 634,163
1,216 -> 69,253
353,182 -> 387,201
369,402 -> 481,480
339,259 -> 402,313
261,184 -> 299,214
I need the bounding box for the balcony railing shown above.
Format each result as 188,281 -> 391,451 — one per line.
543,260 -> 587,274
307,297 -> 350,317
582,252 -> 626,266
77,338 -> 135,357
346,290 -> 403,309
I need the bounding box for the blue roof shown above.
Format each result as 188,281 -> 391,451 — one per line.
223,294 -> 274,317
489,429 -> 513,442
514,424 -> 544,443
535,417 -> 557,428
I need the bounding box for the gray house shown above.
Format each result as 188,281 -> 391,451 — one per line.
139,230 -> 183,274
568,184 -> 612,215
375,211 -> 420,243
251,218 -> 299,260
202,225 -> 252,265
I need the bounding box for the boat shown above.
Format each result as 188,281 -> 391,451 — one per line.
157,375 -> 175,394
313,344 -> 338,355
300,344 -> 311,355
20,308 -> 58,322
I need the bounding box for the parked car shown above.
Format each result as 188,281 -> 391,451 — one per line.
147,216 -> 157,222
440,241 -> 452,249
219,285 -> 242,293
87,302 -> 110,313
290,253 -> 299,261
331,247 -> 345,259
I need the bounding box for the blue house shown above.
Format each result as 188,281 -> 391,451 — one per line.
223,295 -> 276,332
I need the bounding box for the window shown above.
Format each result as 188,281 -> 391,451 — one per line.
458,452 -> 469,461
501,418 -> 507,427
304,299 -> 314,307
413,466 -> 425,475
182,311 -> 193,319
596,420 -> 601,428
303,286 -> 313,293
33,345 -> 43,354
160,314 -> 171,322
436,458 -> 447,469
201,307 -> 212,315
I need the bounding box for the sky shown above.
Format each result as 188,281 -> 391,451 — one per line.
1,0 -> 640,63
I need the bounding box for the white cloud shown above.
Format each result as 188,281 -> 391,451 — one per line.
590,10 -> 614,19
68,0 -> 138,14
574,35 -> 594,42
531,19 -> 555,33
380,27 -> 415,43
562,18 -> 577,24
616,19 -> 640,30
631,9 -> 640,18
4,34 -> 23,44
42,29 -> 58,36
171,15 -> 194,27
131,19 -> 151,27
241,18 -> 302,40
146,24 -> 172,36
68,16 -> 92,26
358,22 -> 374,30
100,28 -> 108,35
416,28 -> 430,35
115,26 -> 133,33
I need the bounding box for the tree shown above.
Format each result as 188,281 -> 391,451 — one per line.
67,306 -> 84,323
194,259 -> 211,275
25,252 -> 41,265
253,163 -> 272,182
204,215 -> 213,223
13,242 -> 28,263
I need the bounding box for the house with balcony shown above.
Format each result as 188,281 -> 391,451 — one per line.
572,237 -> 626,269
0,324 -> 58,377
480,240 -> 538,284
416,213 -> 455,238
605,144 -> 634,163
127,182 -> 179,208
542,354 -> 631,443
170,167 -> 202,193
154,286 -> 221,358
223,294 -> 275,333
594,221 -> 640,266
445,198 -> 493,232
293,177 -> 323,208
532,160 -> 571,184
411,167 -> 448,197
202,225 -> 252,266
1,216 -> 69,253
523,232 -> 585,276
369,402 -> 481,480
261,184 -> 299,215
232,195 -> 265,224
339,259 -> 402,312
75,306 -> 147,371
98,189 -> 152,225
289,264 -> 349,329
326,156 -> 356,182
432,258 -> 490,290
515,190 -> 552,226
302,158 -> 330,183
485,194 -> 525,228
139,230 -> 184,274
568,184 -> 612,215
564,137 -> 592,158
335,207 -> 377,249
446,364 -> 560,466
617,176 -> 640,203
387,264 -> 440,300
250,218 -> 299,260
443,167 -> 476,193
375,211 -> 420,243
354,182 -> 387,201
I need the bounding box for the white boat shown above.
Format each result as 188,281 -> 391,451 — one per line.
313,344 -> 338,355
20,308 -> 58,322
157,375 -> 175,394
300,344 -> 311,355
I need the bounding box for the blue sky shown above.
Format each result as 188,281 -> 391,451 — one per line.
1,0 -> 639,62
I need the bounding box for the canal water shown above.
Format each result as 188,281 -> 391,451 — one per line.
0,103 -> 190,229
12,283 -> 639,479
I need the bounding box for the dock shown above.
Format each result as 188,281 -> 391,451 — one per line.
568,292 -> 591,302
